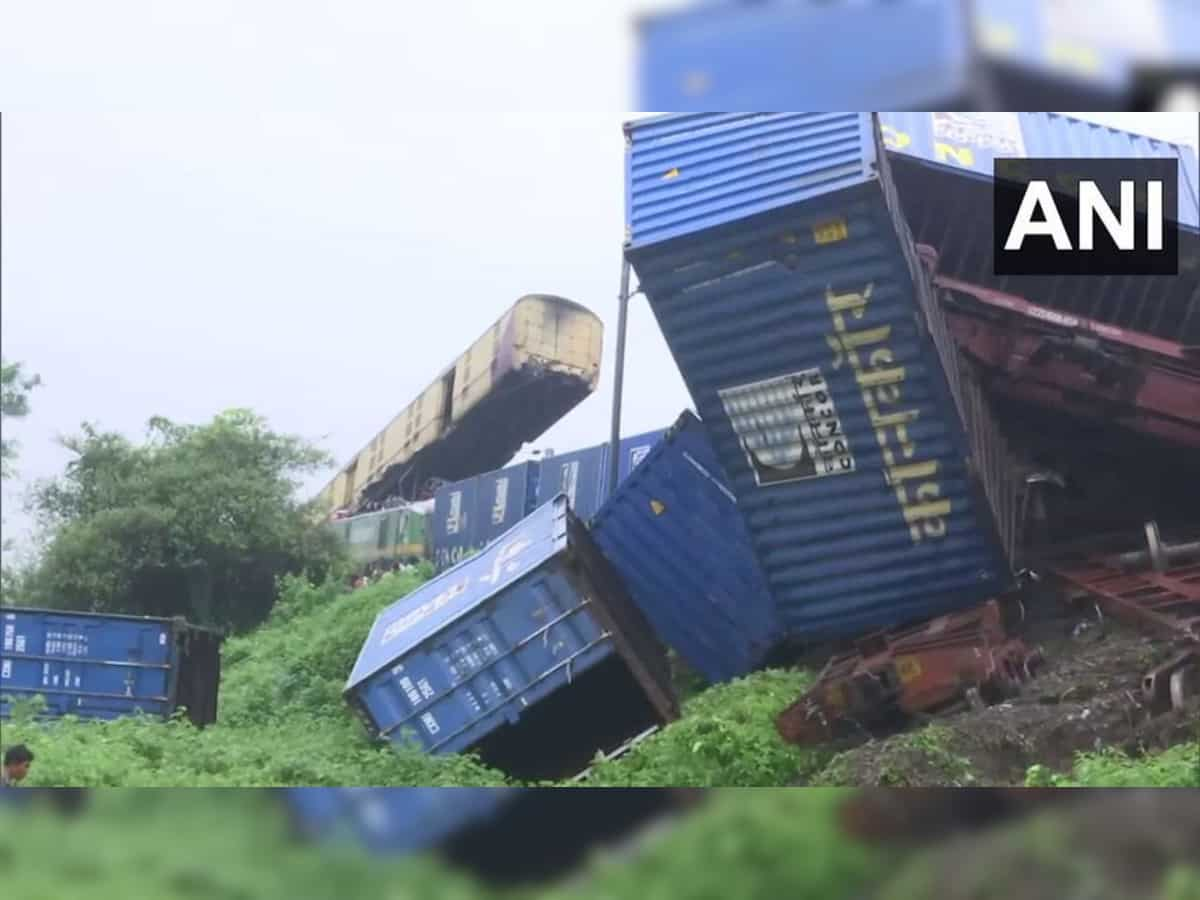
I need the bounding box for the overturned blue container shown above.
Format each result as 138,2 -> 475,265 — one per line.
536,444 -> 609,522
283,788 -> 521,855
344,495 -> 678,780
0,606 -> 221,726
590,411 -> 778,684
624,112 -> 1020,644
474,461 -> 541,550
432,476 -> 484,572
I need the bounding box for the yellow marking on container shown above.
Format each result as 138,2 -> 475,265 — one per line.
935,143 -> 976,168
813,219 -> 848,245
650,499 -> 666,516
881,125 -> 912,151
1046,41 -> 1101,75
977,20 -> 1018,54
896,656 -> 922,684
663,167 -> 681,180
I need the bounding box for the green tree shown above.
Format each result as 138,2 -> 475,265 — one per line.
1,357 -> 42,479
28,409 -> 345,631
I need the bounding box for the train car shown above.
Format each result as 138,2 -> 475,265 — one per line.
1,606 -> 221,727
876,111 -> 1200,345
326,504 -> 431,572
344,495 -> 678,780
623,112 -> 1021,644
316,295 -> 603,514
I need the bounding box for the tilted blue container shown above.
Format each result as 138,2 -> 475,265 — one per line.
615,428 -> 668,485
0,606 -> 221,726
474,461 -> 541,550
624,112 -> 1019,643
283,788 -> 521,855
432,476 -> 484,572
590,412 -> 779,684
636,0 -> 974,112
344,495 -> 678,779
536,445 -> 609,522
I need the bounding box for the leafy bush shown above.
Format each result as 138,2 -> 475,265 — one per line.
1025,742 -> 1200,788
576,669 -> 822,787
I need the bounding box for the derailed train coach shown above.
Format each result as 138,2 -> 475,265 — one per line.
623,112 -> 1022,644
344,495 -> 679,780
316,294 -> 603,514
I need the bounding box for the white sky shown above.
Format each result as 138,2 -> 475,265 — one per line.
1,3 -> 1197,559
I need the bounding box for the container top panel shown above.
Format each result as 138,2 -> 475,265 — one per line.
347,496 -> 569,689
634,1 -> 973,112
877,111 -> 1200,229
624,113 -> 877,251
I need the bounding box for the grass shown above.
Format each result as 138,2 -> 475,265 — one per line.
0,788 -> 888,900
1025,742 -> 1200,788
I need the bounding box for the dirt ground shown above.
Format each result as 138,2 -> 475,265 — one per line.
807,614 -> 1200,787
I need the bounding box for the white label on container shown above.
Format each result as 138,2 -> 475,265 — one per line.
560,462 -> 579,510
491,477 -> 509,525
159,633 -> 167,646
630,445 -> 652,470
446,491 -> 463,536
15,635 -> 26,654
719,368 -> 855,487
1,660 -> 10,679
2,624 -> 13,652
931,112 -> 1026,160
421,712 -> 440,735
1040,0 -> 1168,63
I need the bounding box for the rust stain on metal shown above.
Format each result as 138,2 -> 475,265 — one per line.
775,600 -> 1041,747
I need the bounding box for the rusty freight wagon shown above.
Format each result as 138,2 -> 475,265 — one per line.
317,295 -> 603,514
623,112 -> 1021,644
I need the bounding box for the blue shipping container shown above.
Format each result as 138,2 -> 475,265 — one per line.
474,461 -> 541,550
1,606 -> 221,726
591,412 -> 778,684
432,477 -> 485,572
536,444 -> 609,522
624,112 -> 1019,643
344,495 -> 678,779
636,1 -> 974,112
615,428 -> 668,485
283,788 -> 521,855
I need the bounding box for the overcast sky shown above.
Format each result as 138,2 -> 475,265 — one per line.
1,5 -> 1197,560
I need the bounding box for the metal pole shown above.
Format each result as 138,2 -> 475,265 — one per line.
607,257 -> 633,498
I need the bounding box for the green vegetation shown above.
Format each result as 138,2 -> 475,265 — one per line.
811,724 -> 976,788
0,789 -> 888,900
6,569 -> 819,787
1025,742 -> 1200,788
579,669 -> 819,787
0,356 -> 41,480
14,408 -> 344,631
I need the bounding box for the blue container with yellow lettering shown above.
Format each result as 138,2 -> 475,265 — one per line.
623,112 -> 1020,643
344,494 -> 678,779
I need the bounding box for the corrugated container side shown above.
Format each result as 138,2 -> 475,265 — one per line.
344,496 -> 677,780
432,477 -> 484,571
635,1 -> 974,112
590,411 -> 779,683
536,445 -> 609,522
878,111 -> 1200,344
475,462 -> 540,549
0,607 -> 221,726
625,112 -> 1018,643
